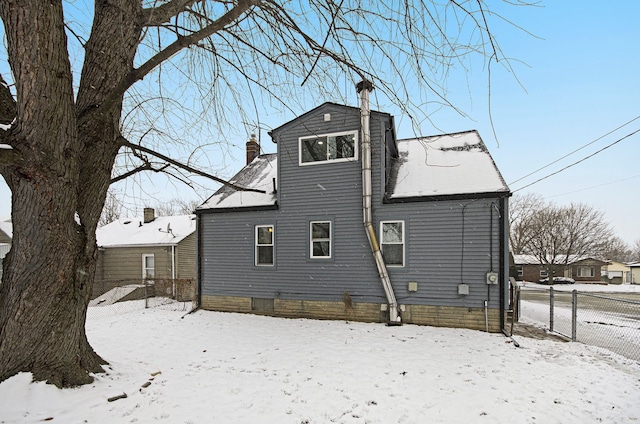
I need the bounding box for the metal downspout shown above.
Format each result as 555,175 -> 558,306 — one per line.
499,197 -> 506,333
171,245 -> 176,280
172,244 -> 177,299
357,80 -> 401,324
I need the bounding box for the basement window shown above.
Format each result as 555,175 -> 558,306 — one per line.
255,225 -> 274,266
299,131 -> 357,165
380,221 -> 405,267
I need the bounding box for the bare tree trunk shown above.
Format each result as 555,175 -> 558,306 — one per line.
0,0 -> 141,387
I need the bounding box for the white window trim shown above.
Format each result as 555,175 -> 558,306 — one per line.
298,130 -> 358,166
255,224 -> 274,266
577,266 -> 594,277
142,254 -> 155,279
380,220 -> 405,267
310,221 -> 332,259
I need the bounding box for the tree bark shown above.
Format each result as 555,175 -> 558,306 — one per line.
0,0 -> 142,387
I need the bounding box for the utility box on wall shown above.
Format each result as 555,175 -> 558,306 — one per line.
407,281 -> 418,292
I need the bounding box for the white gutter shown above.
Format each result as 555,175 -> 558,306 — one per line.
357,80 -> 401,324
171,245 -> 176,280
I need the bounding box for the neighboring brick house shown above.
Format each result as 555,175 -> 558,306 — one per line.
196,93 -> 511,332
513,254 -> 607,283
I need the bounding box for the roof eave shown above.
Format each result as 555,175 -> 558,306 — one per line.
385,190 -> 511,204
196,203 -> 279,214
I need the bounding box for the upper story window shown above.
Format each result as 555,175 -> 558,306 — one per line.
380,221 -> 405,267
255,225 -> 274,266
299,131 -> 357,165
310,221 -> 332,258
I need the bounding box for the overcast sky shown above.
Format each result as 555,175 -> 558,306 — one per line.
0,2 -> 638,245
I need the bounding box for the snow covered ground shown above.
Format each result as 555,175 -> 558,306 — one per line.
1,298 -> 640,423
519,282 -> 640,361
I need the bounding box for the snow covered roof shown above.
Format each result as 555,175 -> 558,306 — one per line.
387,130 -> 509,199
96,214 -> 196,248
198,154 -> 277,210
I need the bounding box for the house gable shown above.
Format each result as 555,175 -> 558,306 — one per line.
197,102 -> 510,332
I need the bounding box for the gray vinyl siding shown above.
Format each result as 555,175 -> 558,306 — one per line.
375,200 -> 505,309
200,103 -> 508,310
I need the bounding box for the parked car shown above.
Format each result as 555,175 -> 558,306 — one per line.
538,277 -> 576,285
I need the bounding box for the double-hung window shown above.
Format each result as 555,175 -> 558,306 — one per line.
300,131 -> 357,165
255,225 -> 274,266
142,254 -> 155,279
310,221 -> 331,258
380,221 -> 405,267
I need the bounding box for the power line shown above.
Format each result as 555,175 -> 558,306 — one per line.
512,128 -> 640,193
548,174 -> 640,198
509,114 -> 640,185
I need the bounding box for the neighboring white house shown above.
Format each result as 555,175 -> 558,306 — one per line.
602,261 -> 631,284
630,263 -> 640,285
0,220 -> 12,281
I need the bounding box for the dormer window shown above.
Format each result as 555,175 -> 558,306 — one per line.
299,131 -> 358,165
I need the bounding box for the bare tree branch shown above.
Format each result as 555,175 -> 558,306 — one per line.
89,0 -> 260,120
111,162 -> 169,184
142,0 -> 200,27
117,136 -> 265,193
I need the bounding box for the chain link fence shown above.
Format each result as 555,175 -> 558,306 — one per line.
88,278 -> 196,318
516,284 -> 640,361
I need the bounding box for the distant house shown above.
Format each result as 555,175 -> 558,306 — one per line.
0,220 -> 12,281
630,263 -> 640,285
196,98 -> 511,332
513,254 -> 607,283
602,261 -> 631,284
95,209 -> 197,298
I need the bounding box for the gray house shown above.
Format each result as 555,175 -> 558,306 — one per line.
196,91 -> 510,332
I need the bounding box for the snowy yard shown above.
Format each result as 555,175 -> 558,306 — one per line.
1,300 -> 640,423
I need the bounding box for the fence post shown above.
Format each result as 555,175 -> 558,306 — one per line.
144,280 -> 148,309
572,290 -> 577,342
549,286 -> 554,332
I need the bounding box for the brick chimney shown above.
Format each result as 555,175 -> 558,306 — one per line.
246,133 -> 260,165
143,207 -> 155,223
